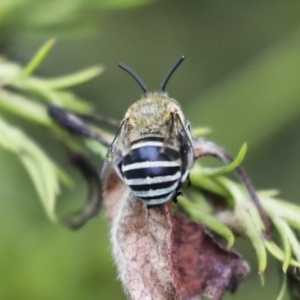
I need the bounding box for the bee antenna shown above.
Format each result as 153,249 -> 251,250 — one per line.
161,55 -> 185,92
118,63 -> 147,94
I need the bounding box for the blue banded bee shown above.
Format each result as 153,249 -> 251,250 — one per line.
105,57 -> 194,205
48,56 -> 270,233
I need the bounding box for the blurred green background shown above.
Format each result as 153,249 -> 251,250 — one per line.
1,0 -> 300,299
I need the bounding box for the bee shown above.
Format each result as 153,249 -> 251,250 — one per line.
104,56 -> 194,206
48,56 -> 270,233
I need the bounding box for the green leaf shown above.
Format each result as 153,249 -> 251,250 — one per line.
257,189 -> 280,197
0,116 -> 70,221
179,196 -> 235,248
276,274 -> 288,300
0,61 -> 22,83
281,222 -> 300,263
262,196 -> 300,232
219,177 -> 267,273
202,143 -> 247,176
84,138 -> 108,158
271,217 -> 292,272
20,39 -> 56,77
264,241 -> 300,268
95,0 -> 155,9
189,164 -> 230,197
0,89 -> 51,126
10,77 -> 92,110
43,65 -> 104,90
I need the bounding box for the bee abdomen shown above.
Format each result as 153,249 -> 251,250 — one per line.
119,138 -> 183,205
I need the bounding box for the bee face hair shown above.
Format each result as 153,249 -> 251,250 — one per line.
124,93 -> 184,141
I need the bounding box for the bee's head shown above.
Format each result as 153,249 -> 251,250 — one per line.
118,56 -> 186,142
122,93 -> 185,143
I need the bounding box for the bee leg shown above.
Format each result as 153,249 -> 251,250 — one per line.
48,105 -> 111,147
187,175 -> 191,188
192,137 -> 271,237
63,152 -> 102,230
173,191 -> 183,204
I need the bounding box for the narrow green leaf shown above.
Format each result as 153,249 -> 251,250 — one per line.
219,177 -> 267,273
261,196 -> 300,232
43,66 -> 104,89
264,241 -> 300,268
0,116 -> 70,221
55,165 -> 73,187
20,154 -> 57,221
187,189 -> 213,213
98,0 -> 154,9
84,138 -> 108,159
265,197 -> 300,216
179,196 -> 235,247
248,192 -> 300,271
21,39 -> 56,77
282,222 -> 300,263
276,274 -> 287,300
0,89 -> 51,126
10,77 -> 92,111
189,164 -> 230,197
271,217 -> 292,272
202,143 -> 247,176
0,61 -> 22,83
258,189 -> 280,197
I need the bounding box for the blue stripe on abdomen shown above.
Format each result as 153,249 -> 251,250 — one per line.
118,138 -> 184,205
123,166 -> 180,179
123,145 -> 179,165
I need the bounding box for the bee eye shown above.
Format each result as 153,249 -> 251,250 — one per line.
185,121 -> 191,131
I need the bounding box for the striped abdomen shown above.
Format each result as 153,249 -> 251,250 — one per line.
117,138 -> 185,206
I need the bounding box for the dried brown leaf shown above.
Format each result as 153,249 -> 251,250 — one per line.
170,213 -> 250,300
103,171 -> 250,300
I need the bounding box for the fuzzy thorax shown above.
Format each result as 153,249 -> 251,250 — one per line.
124,93 -> 185,143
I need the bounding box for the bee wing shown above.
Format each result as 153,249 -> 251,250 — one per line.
101,159 -> 114,180
161,112 -> 186,150
101,119 -> 128,179
173,114 -> 194,170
